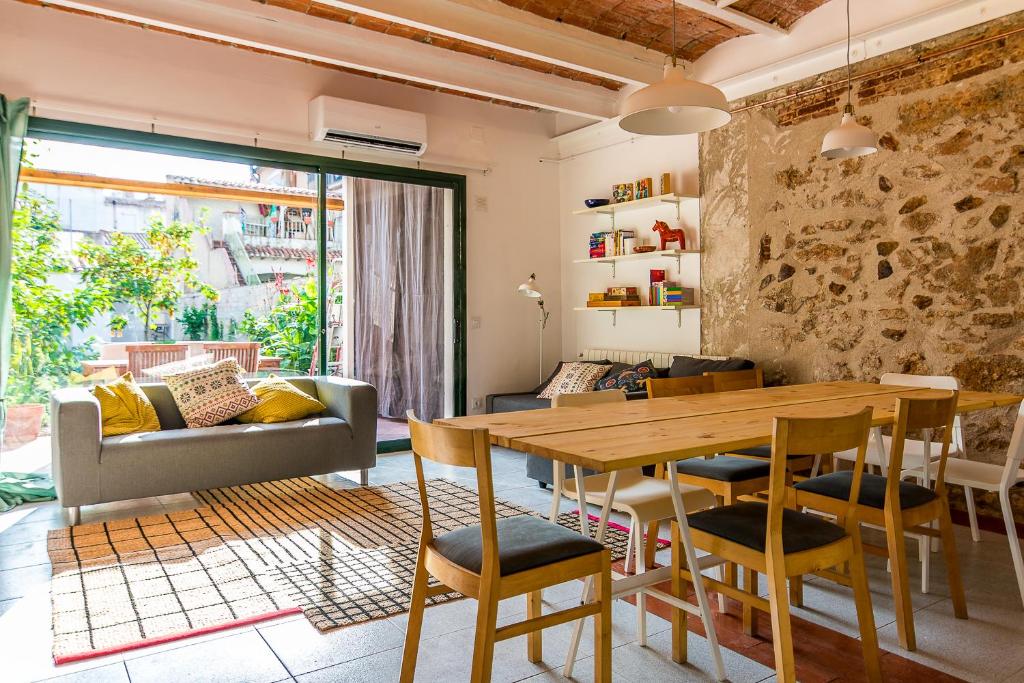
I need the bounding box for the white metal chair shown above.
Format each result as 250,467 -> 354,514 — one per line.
548,390 -> 716,645
942,403 -> 1024,608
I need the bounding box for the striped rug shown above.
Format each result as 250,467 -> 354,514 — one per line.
47,477 -> 637,664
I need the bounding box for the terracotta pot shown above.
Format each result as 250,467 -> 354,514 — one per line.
5,403 -> 45,446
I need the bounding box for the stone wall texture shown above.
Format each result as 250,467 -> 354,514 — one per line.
700,13 -> 1024,521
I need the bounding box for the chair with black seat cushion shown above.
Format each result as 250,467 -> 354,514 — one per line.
678,408 -> 882,683
401,412 -> 612,683
793,392 -> 967,652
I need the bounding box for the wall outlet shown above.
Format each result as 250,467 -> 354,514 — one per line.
470,316 -> 482,329
472,397 -> 484,411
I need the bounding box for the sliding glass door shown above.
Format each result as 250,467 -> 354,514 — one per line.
10,118 -> 465,459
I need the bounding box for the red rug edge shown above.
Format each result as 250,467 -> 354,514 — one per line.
52,606 -> 304,665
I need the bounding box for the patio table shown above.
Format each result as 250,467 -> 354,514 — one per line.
81,359 -> 128,377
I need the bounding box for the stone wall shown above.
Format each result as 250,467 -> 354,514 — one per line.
700,14 -> 1024,520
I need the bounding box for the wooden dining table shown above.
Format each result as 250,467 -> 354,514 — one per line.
438,381 -> 1022,680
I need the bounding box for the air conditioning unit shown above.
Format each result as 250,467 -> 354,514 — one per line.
309,95 -> 427,156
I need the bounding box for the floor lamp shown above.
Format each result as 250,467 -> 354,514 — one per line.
517,274 -> 550,385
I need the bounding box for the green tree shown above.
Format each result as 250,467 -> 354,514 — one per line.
9,189 -> 112,404
76,214 -> 218,340
238,277 -> 319,372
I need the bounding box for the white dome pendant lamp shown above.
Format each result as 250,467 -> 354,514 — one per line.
821,0 -> 878,159
619,1 -> 731,135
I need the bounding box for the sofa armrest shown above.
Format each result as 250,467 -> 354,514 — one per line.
50,388 -> 103,507
314,376 -> 378,468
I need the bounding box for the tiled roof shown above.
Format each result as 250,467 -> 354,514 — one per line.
244,244 -> 343,261
165,175 -> 344,200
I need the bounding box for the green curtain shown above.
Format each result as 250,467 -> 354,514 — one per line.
0,94 -> 56,511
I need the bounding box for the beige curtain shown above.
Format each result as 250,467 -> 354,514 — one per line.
350,178 -> 445,420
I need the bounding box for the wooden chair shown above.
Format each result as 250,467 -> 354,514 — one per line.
202,341 -> 261,373
645,375 -> 715,399
704,367 -> 764,392
402,413 -> 613,683
941,402 -> 1024,608
126,343 -> 188,380
549,390 -> 715,645
793,392 -> 968,651
679,408 -> 882,683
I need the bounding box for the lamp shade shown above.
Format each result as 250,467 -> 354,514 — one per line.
619,65 -> 731,135
517,274 -> 542,299
820,112 -> 878,159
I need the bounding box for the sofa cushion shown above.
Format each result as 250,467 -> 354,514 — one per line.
595,361 -> 656,393
92,372 -> 161,436
164,359 -> 258,428
669,355 -> 754,378
537,362 -> 611,399
489,393 -> 551,413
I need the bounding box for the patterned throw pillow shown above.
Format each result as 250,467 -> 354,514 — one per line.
164,358 -> 259,428
596,360 -> 656,393
537,362 -> 611,399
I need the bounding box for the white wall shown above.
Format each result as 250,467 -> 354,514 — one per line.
0,1 -> 563,414
557,135 -> 701,360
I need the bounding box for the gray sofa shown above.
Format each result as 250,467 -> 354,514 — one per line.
51,376 -> 377,523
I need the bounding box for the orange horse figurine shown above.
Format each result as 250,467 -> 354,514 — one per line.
652,220 -> 686,250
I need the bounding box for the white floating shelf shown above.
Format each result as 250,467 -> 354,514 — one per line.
574,304 -> 700,328
572,193 -> 697,216
573,248 -> 700,265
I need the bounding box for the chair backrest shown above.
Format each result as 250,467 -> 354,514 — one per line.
407,411 -> 500,577
705,367 -> 764,392
772,408 -> 874,540
203,342 -> 261,372
646,375 -> 716,399
552,390 -> 627,408
1001,404 -> 1024,490
126,344 -> 188,379
888,392 -> 959,496
880,373 -> 959,390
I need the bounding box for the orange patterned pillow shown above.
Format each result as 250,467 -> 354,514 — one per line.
163,358 -> 258,428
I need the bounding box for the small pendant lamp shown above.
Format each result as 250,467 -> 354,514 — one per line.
619,1 -> 731,135
821,0 -> 878,159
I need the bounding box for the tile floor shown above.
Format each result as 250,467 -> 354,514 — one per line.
1,446 -> 1023,682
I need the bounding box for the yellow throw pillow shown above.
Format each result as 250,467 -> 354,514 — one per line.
237,376 -> 327,424
92,372 -> 162,437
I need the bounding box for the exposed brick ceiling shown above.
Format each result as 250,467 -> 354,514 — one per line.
498,0 -> 828,61
260,0 -> 624,90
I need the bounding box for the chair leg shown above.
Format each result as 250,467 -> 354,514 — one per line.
964,485 -> 981,543
939,499 -> 968,620
400,549 -> 430,683
742,567 -> 758,637
885,510 -> 916,651
1000,490 -> 1024,609
644,518 -> 659,569
920,528 -> 931,595
849,530 -> 883,683
765,554 -> 796,683
527,590 -> 542,663
670,521 -> 688,665
624,522 -> 635,574
594,551 -> 612,683
634,517 -> 648,647
470,580 -> 500,683
789,574 -> 804,608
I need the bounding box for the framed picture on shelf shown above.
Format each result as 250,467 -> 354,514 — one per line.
634,177 -> 653,199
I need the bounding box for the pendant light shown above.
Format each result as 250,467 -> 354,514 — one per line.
619,1 -> 731,135
820,0 -> 877,159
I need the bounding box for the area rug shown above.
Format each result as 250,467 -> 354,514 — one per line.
47,477 -> 638,663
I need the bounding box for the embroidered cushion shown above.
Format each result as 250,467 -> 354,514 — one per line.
537,362 -> 610,399
163,358 -> 259,428
237,376 -> 327,424
92,372 -> 162,437
595,360 -> 656,393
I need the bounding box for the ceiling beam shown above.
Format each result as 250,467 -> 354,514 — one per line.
675,0 -> 788,37
40,0 -> 621,120
315,0 -> 665,86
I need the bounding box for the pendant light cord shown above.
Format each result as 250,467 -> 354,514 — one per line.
671,0 -> 678,68
845,0 -> 853,110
